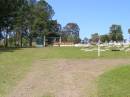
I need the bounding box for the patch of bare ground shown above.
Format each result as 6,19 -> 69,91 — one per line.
7,59 -> 130,97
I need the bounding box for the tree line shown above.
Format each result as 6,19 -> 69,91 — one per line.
83,24 -> 128,44
0,0 -> 80,48
0,0 -> 55,47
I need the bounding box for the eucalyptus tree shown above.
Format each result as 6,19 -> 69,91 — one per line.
47,20 -> 61,34
91,33 -> 99,43
0,0 -> 14,47
0,0 -> 28,47
0,0 -> 55,47
62,23 -> 80,43
128,29 -> 130,34
13,0 -> 30,47
31,0 -> 55,46
128,29 -> 130,42
100,34 -> 110,43
109,24 -> 123,42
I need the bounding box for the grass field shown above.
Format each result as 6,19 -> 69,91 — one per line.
98,65 -> 130,97
0,47 -> 130,97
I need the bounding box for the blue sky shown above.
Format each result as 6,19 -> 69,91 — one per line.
47,0 -> 130,39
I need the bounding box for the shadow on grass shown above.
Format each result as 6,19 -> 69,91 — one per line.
0,47 -> 22,54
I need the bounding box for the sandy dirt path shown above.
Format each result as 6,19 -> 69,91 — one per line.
7,59 -> 130,97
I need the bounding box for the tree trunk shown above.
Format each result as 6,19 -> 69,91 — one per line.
29,37 -> 32,47
43,35 -> 46,47
20,32 -> 22,48
15,32 -> 20,48
4,30 -> 8,48
59,36 -> 61,47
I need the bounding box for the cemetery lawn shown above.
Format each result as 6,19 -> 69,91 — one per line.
98,65 -> 130,97
0,47 -> 130,97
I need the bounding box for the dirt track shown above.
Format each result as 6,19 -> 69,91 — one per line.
8,59 -> 130,97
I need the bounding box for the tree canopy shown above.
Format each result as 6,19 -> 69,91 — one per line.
0,0 -> 57,47
61,23 -> 80,43
90,24 -> 124,43
109,24 -> 123,42
91,33 -> 99,43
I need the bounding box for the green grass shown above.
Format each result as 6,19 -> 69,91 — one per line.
97,65 -> 130,97
0,47 -> 130,97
